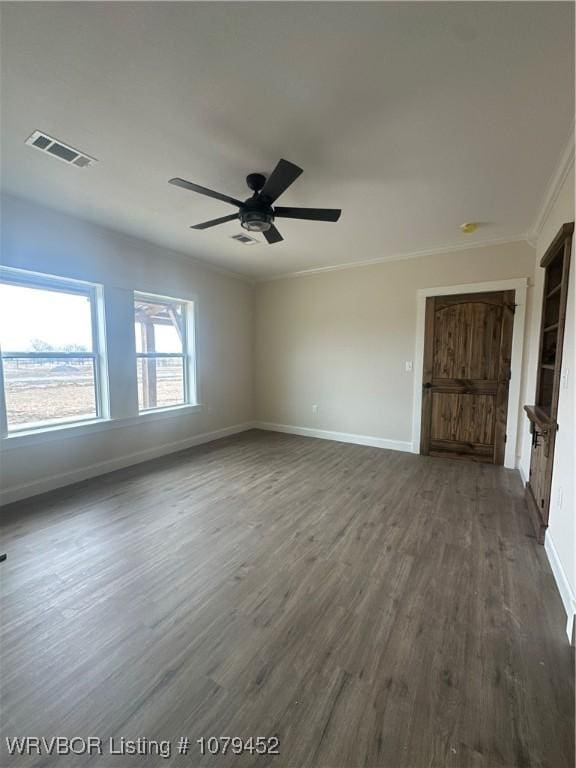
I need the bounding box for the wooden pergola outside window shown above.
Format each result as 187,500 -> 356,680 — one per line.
134,293 -> 192,411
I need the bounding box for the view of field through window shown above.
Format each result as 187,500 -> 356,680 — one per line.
0,281 -> 193,430
0,281 -> 98,429
134,295 -> 187,411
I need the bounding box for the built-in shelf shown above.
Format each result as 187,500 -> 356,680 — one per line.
524,221 -> 573,545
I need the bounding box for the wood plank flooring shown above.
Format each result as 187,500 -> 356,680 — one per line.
1,430 -> 574,768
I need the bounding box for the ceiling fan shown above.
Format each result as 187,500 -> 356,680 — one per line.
169,158 -> 341,244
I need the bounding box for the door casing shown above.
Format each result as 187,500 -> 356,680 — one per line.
419,289 -> 515,464
412,278 -> 528,469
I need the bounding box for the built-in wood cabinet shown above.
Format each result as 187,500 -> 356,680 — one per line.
524,222 -> 573,543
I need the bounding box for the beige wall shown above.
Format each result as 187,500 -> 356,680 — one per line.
519,165 -> 575,624
255,241 -> 535,447
0,194 -> 254,502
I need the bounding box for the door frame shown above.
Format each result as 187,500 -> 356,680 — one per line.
411,277 -> 529,469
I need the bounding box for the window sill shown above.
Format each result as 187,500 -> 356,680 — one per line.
134,404 -> 202,422
1,404 -> 203,449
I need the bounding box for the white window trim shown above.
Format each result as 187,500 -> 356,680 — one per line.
133,290 -> 198,412
0,267 -> 109,437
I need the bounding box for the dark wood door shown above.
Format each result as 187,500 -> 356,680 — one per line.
420,290 -> 515,463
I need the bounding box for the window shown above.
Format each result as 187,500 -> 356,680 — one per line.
134,292 -> 195,412
0,269 -> 106,433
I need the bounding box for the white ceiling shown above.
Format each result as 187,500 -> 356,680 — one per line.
1,2 -> 574,279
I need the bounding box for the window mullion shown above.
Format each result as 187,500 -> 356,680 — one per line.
181,304 -> 189,404
0,356 -> 8,437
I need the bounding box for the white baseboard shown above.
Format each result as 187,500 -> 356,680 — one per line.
1,422 -> 255,506
516,464 -> 574,643
544,533 -> 576,643
517,461 -> 528,487
254,421 -> 414,453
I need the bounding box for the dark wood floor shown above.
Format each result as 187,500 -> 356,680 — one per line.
1,430 -> 574,768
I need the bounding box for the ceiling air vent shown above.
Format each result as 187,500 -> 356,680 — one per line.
230,233 -> 258,245
25,131 -> 97,168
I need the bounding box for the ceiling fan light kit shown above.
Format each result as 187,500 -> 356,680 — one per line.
169,159 -> 341,245
240,201 -> 274,234
241,211 -> 273,233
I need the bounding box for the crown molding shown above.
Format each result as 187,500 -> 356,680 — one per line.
526,126 -> 575,246
256,233 -> 530,282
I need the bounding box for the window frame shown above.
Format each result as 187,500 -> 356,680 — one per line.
0,267 -> 108,436
133,290 -> 197,413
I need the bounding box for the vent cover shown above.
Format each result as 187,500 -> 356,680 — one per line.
25,131 -> 97,168
231,233 -> 258,245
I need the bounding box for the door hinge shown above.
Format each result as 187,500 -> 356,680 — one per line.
504,434 -> 507,443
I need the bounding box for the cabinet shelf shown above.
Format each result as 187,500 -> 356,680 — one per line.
524,221 -> 573,545
524,405 -> 557,431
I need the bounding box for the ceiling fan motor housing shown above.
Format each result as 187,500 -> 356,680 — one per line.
246,172 -> 267,192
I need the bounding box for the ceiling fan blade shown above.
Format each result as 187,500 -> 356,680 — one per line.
169,177 -> 243,207
190,213 -> 239,230
274,207 -> 341,222
259,159 -> 303,204
263,224 -> 284,244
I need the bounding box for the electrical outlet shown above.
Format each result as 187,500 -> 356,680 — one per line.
312,404 -> 319,415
